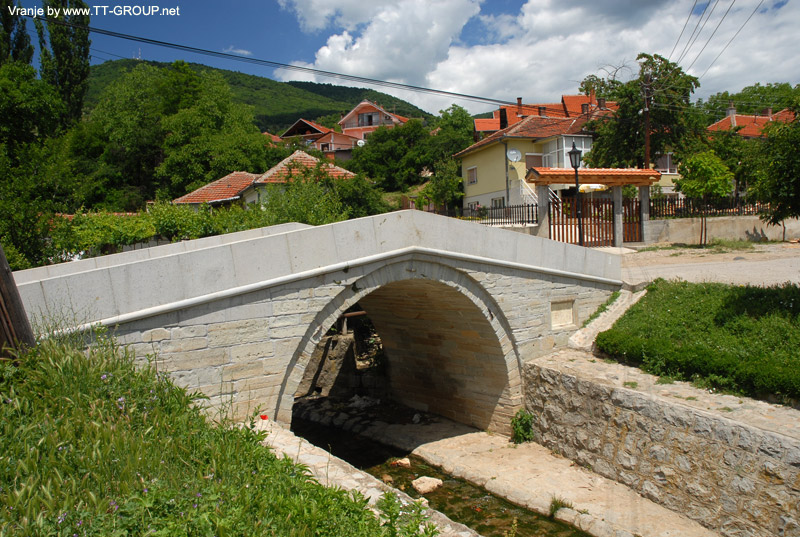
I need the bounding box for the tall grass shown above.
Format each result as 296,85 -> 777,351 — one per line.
596,279 -> 800,401
0,336 -> 435,536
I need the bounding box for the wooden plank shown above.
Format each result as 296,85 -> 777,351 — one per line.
0,244 -> 35,358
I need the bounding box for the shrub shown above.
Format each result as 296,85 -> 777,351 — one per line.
596,279 -> 800,402
510,408 -> 534,444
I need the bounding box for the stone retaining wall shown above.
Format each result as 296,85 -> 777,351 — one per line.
523,360 -> 800,537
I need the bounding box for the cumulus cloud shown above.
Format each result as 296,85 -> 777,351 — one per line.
222,45 -> 253,57
277,0 -> 800,114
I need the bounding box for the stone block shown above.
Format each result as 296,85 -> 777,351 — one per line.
160,337 -> 208,354
142,328 -> 170,342
230,342 -> 274,363
171,325 -> 207,339
157,348 -> 228,372
207,319 -> 269,347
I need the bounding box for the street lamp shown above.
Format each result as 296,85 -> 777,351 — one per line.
568,142 -> 584,246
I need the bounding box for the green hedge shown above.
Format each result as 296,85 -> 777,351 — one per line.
596,279 -> 800,401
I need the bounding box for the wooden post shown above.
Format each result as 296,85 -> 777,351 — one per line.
0,243 -> 35,358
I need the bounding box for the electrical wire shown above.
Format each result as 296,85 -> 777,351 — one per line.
668,0 -> 699,62
698,0 -> 765,80
685,0 -> 737,72
26,14 -> 521,109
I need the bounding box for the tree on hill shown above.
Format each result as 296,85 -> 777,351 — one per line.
0,0 -> 33,65
585,53 -> 702,169
34,0 -> 91,126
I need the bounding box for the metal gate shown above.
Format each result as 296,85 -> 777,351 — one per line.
549,197 -> 641,246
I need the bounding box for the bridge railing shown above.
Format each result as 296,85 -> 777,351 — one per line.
432,203 -> 539,227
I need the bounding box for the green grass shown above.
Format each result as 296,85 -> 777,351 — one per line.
596,279 -> 800,402
0,336 -> 435,536
582,291 -> 621,327
636,239 -> 759,254
548,496 -> 573,518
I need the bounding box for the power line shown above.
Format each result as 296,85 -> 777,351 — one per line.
685,0 -> 737,72
699,0 -> 765,80
675,0 -> 714,66
668,0 -> 699,61
26,15 -> 520,109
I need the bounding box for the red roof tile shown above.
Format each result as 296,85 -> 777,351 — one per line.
475,95 -> 618,133
263,131 -> 283,143
707,108 -> 796,137
456,113 -> 599,158
173,172 -> 259,205
256,150 -> 356,184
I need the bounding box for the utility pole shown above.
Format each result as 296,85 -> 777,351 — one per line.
642,73 -> 651,169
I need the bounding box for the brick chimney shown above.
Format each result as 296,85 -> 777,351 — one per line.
763,107 -> 773,118
581,103 -> 590,114
726,100 -> 737,127
499,108 -> 508,129
517,97 -> 523,115
598,97 -> 606,109
538,106 -> 546,117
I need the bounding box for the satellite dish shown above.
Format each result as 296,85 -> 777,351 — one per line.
357,139 -> 366,147
506,148 -> 522,162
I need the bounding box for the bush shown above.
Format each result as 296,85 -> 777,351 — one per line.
510,409 -> 534,444
596,279 -> 800,402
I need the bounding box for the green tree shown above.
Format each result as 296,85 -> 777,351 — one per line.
155,71 -> 269,197
261,174 -> 349,226
419,159 -> 463,211
349,120 -> 431,191
35,0 -> 91,126
697,82 -> 800,122
0,0 -> 33,65
0,62 -> 63,158
585,53 -> 701,169
751,110 -> 800,226
675,150 -> 734,246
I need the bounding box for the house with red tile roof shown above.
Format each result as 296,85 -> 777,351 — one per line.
455,108 -> 610,209
707,106 -> 795,138
474,95 -> 617,138
173,151 -> 356,208
338,100 -> 408,140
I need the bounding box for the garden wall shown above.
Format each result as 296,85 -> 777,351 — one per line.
645,215 -> 800,244
523,354 -> 800,537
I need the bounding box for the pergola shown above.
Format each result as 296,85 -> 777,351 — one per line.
525,167 -> 662,247
526,167 -> 661,187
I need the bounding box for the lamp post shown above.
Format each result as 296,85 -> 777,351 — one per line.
568,142 -> 584,246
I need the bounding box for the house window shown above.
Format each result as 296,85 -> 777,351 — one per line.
467,202 -> 478,210
358,112 -> 379,126
655,153 -> 677,174
525,154 -> 543,169
491,197 -> 505,208
467,167 -> 477,185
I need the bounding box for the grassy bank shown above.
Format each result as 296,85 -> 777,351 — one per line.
596,279 -> 800,402
0,336 -> 434,536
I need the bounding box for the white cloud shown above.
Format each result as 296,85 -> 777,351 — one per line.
223,45 -> 253,57
277,0 -> 800,114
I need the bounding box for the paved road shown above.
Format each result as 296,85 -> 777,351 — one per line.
618,243 -> 800,287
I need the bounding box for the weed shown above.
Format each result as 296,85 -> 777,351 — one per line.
686,396 -> 698,401
719,406 -> 734,412
583,291 -> 621,327
549,496 -> 574,518
0,335 -> 437,536
510,409 -> 535,444
655,376 -> 677,385
623,381 -> 638,389
502,517 -> 519,537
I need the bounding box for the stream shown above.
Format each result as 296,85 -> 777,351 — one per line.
291,411 -> 591,537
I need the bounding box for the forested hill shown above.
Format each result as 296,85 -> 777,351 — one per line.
86,59 -> 432,134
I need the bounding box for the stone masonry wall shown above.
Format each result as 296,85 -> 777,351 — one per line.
523,357 -> 800,537
114,254 -> 616,434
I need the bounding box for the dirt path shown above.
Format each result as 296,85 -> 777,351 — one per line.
620,242 -> 800,286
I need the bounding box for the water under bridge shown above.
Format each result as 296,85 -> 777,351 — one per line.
14,210 -> 621,432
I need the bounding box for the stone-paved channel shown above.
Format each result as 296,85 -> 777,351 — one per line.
284,395 -> 717,537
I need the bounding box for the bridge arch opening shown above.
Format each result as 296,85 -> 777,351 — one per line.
280,260 -> 523,433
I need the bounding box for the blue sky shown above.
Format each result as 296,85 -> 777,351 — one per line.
21,0 -> 800,114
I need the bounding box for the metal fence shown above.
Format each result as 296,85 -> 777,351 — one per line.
452,203 -> 539,226
649,198 -> 768,219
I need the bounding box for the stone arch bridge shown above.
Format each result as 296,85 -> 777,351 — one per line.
15,211 -> 621,432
